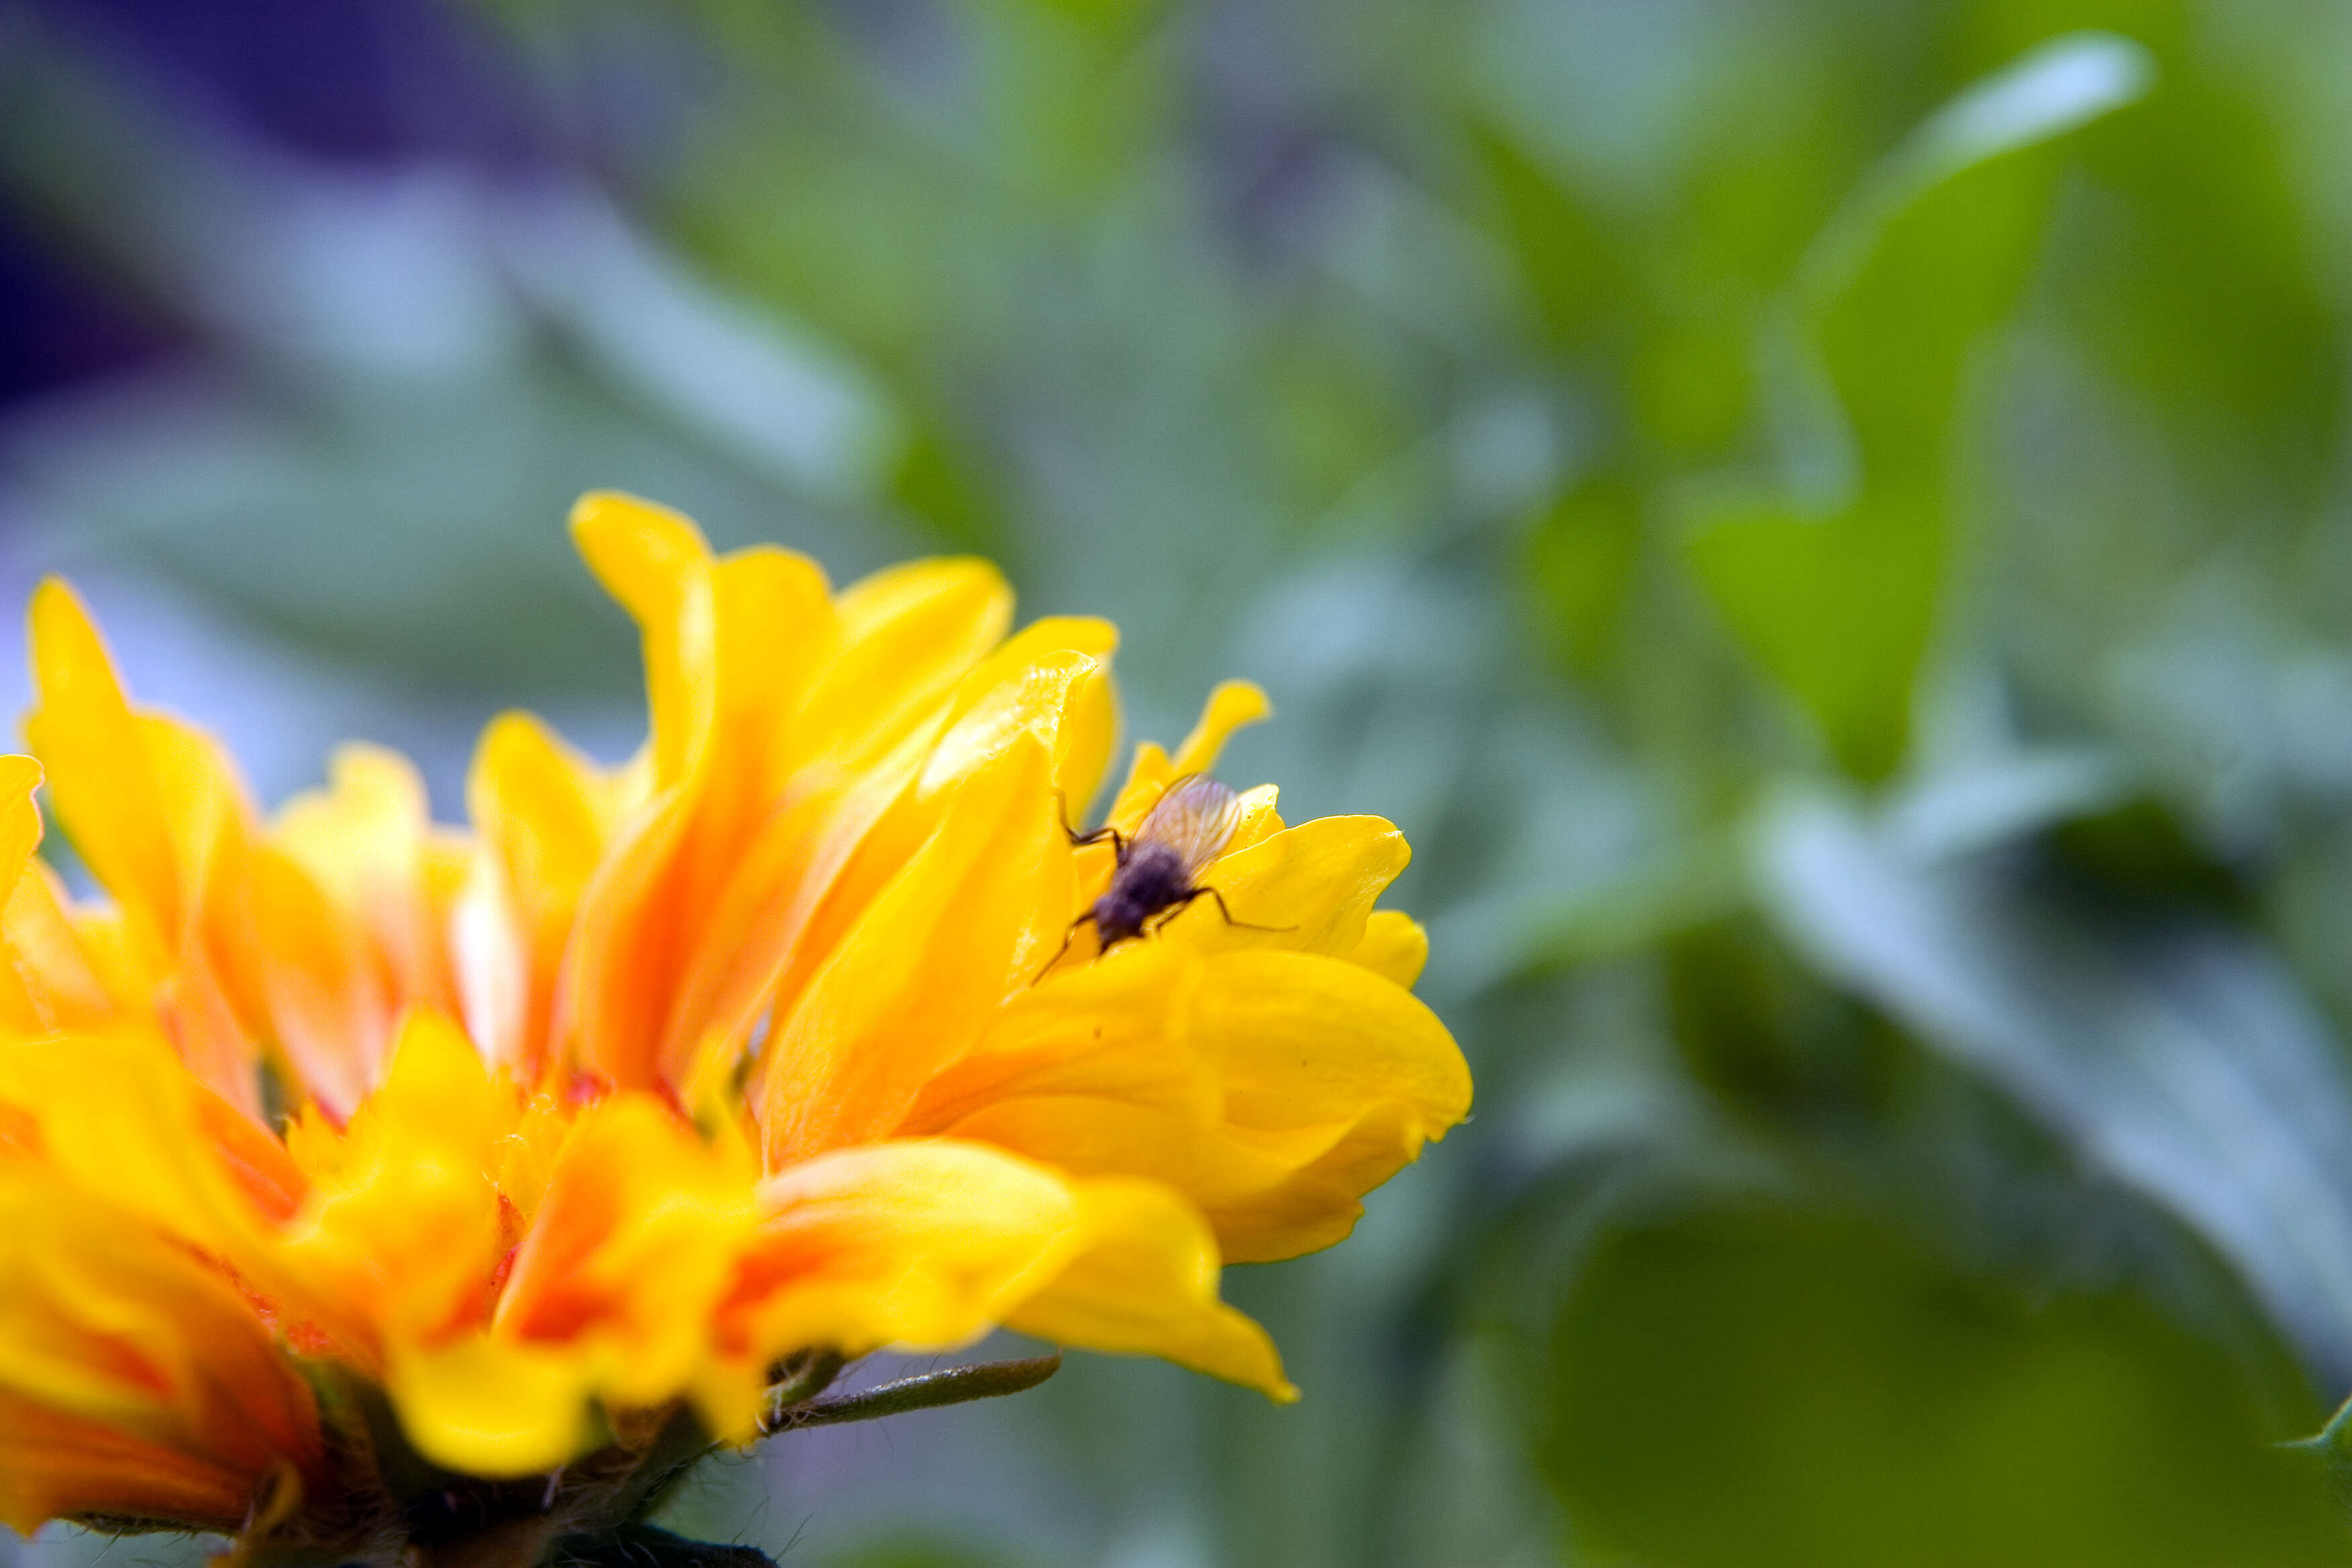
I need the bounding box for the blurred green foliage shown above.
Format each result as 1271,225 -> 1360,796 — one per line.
10,0 -> 2352,1563
1544,1203 -> 2339,1568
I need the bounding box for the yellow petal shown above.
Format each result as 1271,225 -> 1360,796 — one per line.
1100,681 -> 1274,837
23,583 -> 262,1112
570,491 -> 719,789
460,713 -> 616,1079
273,743 -> 452,1014
758,627 -> 1117,1054
0,762 -> 111,1040
1103,740 -> 1175,837
1155,814 -> 1408,959
0,863 -> 114,1035
934,1093 -> 1295,1237
0,1030 -> 284,1263
926,615 -> 1118,804
279,1010 -> 523,1359
793,558 -> 1012,777
23,581 -> 181,940
1203,950 -> 1468,1134
1349,909 -> 1428,988
757,736 -> 1067,1167
1170,679 -> 1271,778
389,1333 -> 600,1478
1007,1177 -> 1292,1400
919,644 -> 1117,808
903,943 -> 1214,1134
385,1091 -> 753,1471
0,755 -> 43,893
922,946 -> 1469,1263
709,544 -> 838,804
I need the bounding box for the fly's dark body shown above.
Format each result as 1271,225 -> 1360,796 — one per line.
1088,839 -> 1208,950
1041,773 -> 1281,979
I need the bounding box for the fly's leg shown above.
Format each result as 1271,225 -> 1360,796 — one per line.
1146,889 -> 1208,936
1032,910 -> 1097,987
1052,790 -> 1126,856
1203,887 -> 1292,934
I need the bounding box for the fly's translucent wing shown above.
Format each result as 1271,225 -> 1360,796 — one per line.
1134,775 -> 1243,877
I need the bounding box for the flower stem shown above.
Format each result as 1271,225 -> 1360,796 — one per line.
768,1353 -> 1063,1431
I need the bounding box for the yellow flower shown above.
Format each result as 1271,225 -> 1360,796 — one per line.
0,492 -> 1469,1560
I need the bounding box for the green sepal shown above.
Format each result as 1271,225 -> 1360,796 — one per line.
597,1406 -> 720,1529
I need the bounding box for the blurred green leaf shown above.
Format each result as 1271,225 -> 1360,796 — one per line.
1539,1202 -> 2343,1567
1467,118 -> 1636,354
1524,475 -> 1644,675
1757,792 -> 2352,1375
1966,0 -> 2342,518
1684,490 -> 1945,779
1685,35 -> 2147,781
824,1540 -> 1010,1568
2048,797 -> 2255,918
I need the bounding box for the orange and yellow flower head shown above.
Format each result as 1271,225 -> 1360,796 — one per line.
0,493 -> 1469,1563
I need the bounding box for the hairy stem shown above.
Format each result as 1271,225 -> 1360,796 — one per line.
769,1353 -> 1063,1431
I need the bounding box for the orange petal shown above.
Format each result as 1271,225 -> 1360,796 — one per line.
658,730 -> 926,1096
244,844 -> 387,1120
0,1178 -> 322,1531
712,1140 -> 1088,1406
0,1388 -> 266,1533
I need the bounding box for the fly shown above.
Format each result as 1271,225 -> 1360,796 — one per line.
1042,775 -> 1281,977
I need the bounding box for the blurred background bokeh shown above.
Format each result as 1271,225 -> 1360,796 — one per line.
5,0 -> 2352,1563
